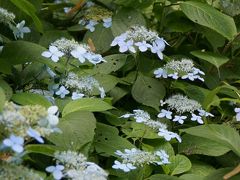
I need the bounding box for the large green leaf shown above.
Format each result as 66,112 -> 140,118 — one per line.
47,111 -> 96,155
0,79 -> 12,100
93,74 -> 119,94
191,51 -> 229,68
181,124 -> 240,157
11,92 -> 51,108
179,134 -> 230,156
167,154 -> 192,175
83,24 -> 114,54
94,54 -> 127,74
94,122 -> 135,157
180,1 -> 237,40
132,74 -> 165,111
204,168 -> 240,180
147,174 -> 180,180
111,8 -> 146,36
62,98 -> 114,117
25,144 -> 64,157
0,41 -> 61,70
10,0 -> 43,32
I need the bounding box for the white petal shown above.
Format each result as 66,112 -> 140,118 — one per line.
12,144 -> 24,153
49,46 -> 58,53
51,55 -> 60,62
41,51 -> 52,58
48,106 -> 58,115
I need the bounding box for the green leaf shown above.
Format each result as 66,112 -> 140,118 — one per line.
25,144 -> 64,157
11,92 -> 51,107
219,0 -> 240,16
132,74 -> 165,111
147,174 -> 181,180
94,54 -> 127,74
179,134 -> 230,156
204,168 -> 240,180
94,122 -> 135,157
0,79 -> 13,100
191,51 -> 229,68
83,24 -> 114,54
93,74 -> 119,94
167,154 -> 192,175
188,161 -> 215,177
181,124 -> 240,157
0,87 -> 6,112
111,8 -> 146,36
180,1 -> 237,40
10,0 -> 43,32
0,41 -> 61,70
109,86 -> 128,104
47,111 -> 96,155
180,174 -> 204,180
122,122 -> 160,139
62,98 -> 114,117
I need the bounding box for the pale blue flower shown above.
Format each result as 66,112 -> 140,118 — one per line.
46,165 -> 64,180
154,68 -> 168,78
158,109 -> 172,119
155,150 -> 170,164
85,20 -> 98,32
111,34 -> 127,47
85,53 -> 106,65
103,17 -> 112,28
3,134 -> 24,153
13,20 -> 31,39
42,46 -> 64,62
182,73 -> 196,81
48,84 -> 59,95
172,115 -> 187,124
99,87 -> 106,98
168,72 -> 179,79
55,85 -> 70,98
235,108 -> 240,121
191,113 -> 204,124
198,109 -> 214,117
71,46 -> 87,63
72,92 -> 84,100
118,40 -> 136,53
27,128 -> 44,143
135,41 -> 152,52
158,128 -> 182,142
112,160 -> 136,172
151,38 -> 167,60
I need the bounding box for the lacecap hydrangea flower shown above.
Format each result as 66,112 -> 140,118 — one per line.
234,107 -> 240,121
46,150 -> 108,180
112,148 -> 170,172
0,7 -> 30,39
159,94 -> 214,124
121,109 -> 181,142
78,2 -> 113,32
111,25 -> 168,60
0,102 -> 60,153
41,37 -> 106,64
55,72 -> 106,99
154,58 -> 205,81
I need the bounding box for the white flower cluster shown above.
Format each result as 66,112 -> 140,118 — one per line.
0,102 -> 60,154
154,59 -> 205,81
50,72 -> 105,100
112,148 -> 170,172
0,7 -> 30,39
111,25 -> 167,59
46,150 -> 108,180
159,94 -> 214,124
41,37 -> 106,64
79,2 -> 113,32
121,109 -> 181,142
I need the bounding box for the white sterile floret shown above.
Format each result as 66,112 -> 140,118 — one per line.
154,59 -> 205,81
234,108 -> 240,121
55,85 -> 70,98
113,148 -> 169,172
103,17 -> 112,28
172,115 -> 187,124
71,92 -> 85,100
71,46 -> 88,63
27,128 -> 44,143
158,109 -> 172,119
46,165 -> 64,180
191,113 -> 204,124
3,134 -> 24,153
47,106 -> 59,126
120,109 -> 150,123
158,128 -> 182,142
111,25 -> 167,59
13,20 -> 31,39
41,46 -> 64,62
85,20 -> 98,32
